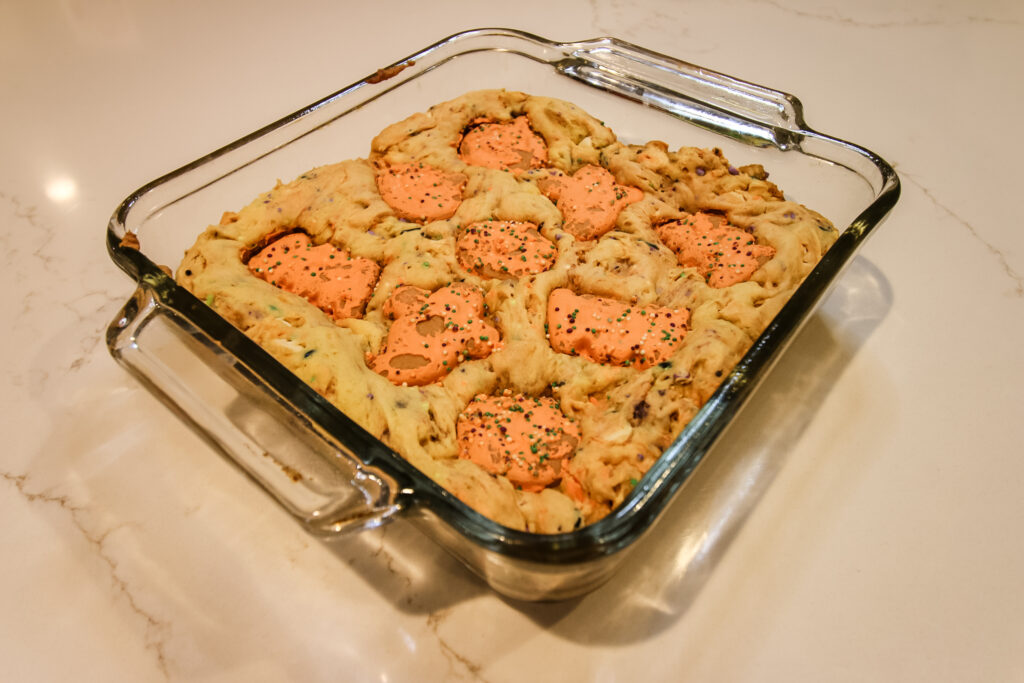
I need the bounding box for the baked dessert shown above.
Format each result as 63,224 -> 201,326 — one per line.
177,89 -> 838,533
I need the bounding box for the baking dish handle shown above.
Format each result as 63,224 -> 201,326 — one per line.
558,37 -> 808,147
107,282 -> 404,536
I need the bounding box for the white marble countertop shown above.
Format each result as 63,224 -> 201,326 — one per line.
3,1 -> 1023,681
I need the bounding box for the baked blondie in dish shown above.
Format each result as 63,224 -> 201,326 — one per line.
177,89 -> 838,533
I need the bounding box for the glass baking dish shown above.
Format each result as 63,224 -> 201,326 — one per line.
105,28 -> 899,601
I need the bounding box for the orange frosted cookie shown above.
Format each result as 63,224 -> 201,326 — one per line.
458,116 -> 548,174
456,394 -> 580,492
369,283 -> 501,386
538,165 -> 643,240
375,162 -> 465,222
657,212 -> 775,288
247,232 -> 379,320
546,288 -> 688,369
455,220 -> 556,279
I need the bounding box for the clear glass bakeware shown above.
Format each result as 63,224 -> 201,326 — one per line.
106,28 -> 899,601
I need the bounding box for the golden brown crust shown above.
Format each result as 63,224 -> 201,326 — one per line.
177,90 -> 838,533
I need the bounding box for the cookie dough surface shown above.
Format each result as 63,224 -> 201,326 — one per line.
177,90 -> 838,533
